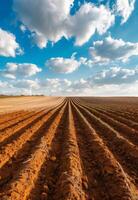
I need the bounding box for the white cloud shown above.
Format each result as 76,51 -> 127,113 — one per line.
32,34 -> 47,49
13,79 -> 39,89
0,78 -> 72,96
0,81 -> 13,95
81,82 -> 138,96
67,66 -> 138,96
67,3 -> 114,46
39,78 -> 72,94
0,28 -> 22,57
0,79 -> 39,96
92,66 -> 138,85
56,66 -> 138,96
13,0 -> 73,48
116,0 -> 135,24
46,54 -> 82,73
0,81 -> 10,88
1,66 -> 138,96
0,63 -> 41,79
90,36 -> 138,64
13,0 -> 114,48
17,78 -> 72,95
20,24 -> 26,32
39,78 -> 78,95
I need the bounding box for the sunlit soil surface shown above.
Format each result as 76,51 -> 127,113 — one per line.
0,97 -> 138,200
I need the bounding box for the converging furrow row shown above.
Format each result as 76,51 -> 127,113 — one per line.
0,98 -> 137,200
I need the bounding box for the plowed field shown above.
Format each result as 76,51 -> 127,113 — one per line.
0,97 -> 138,200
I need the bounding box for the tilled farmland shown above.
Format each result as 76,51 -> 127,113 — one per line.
0,97 -> 138,200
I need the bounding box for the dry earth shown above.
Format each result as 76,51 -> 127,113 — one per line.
0,96 -> 63,113
0,96 -> 138,200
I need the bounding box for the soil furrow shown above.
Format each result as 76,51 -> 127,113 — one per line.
28,103 -> 69,200
0,110 -> 30,126
29,101 -> 87,200
0,97 -> 137,199
94,108 -> 138,131
0,103 -> 64,169
0,110 -> 29,124
107,110 -> 138,124
77,98 -> 138,122
0,100 -> 64,146
0,109 -> 44,132
78,104 -> 138,146
77,100 -> 138,131
75,102 -> 138,185
51,101 -> 86,200
0,103 -> 67,200
0,104 -> 64,190
0,109 -> 49,146
71,101 -> 135,200
95,107 -> 138,123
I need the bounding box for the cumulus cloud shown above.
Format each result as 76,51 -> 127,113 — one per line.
116,0 -> 135,24
92,66 -> 138,85
58,66 -> 138,95
13,0 -> 73,48
90,36 -> 138,64
0,28 -> 22,57
32,34 -> 48,49
67,66 -> 138,96
0,81 -> 13,95
12,78 -> 72,95
0,81 -> 10,88
67,3 -> 114,46
46,53 -> 83,73
13,79 -> 39,89
80,82 -> 138,96
1,66 -> 138,96
0,79 -> 40,96
40,78 -> 71,88
0,63 -> 41,79
13,0 -> 114,48
38,78 -> 72,95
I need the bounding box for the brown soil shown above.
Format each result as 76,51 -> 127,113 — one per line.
0,97 -> 138,200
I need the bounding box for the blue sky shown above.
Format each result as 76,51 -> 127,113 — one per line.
0,0 -> 138,96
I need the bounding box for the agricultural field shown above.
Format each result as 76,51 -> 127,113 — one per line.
0,96 -> 138,200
